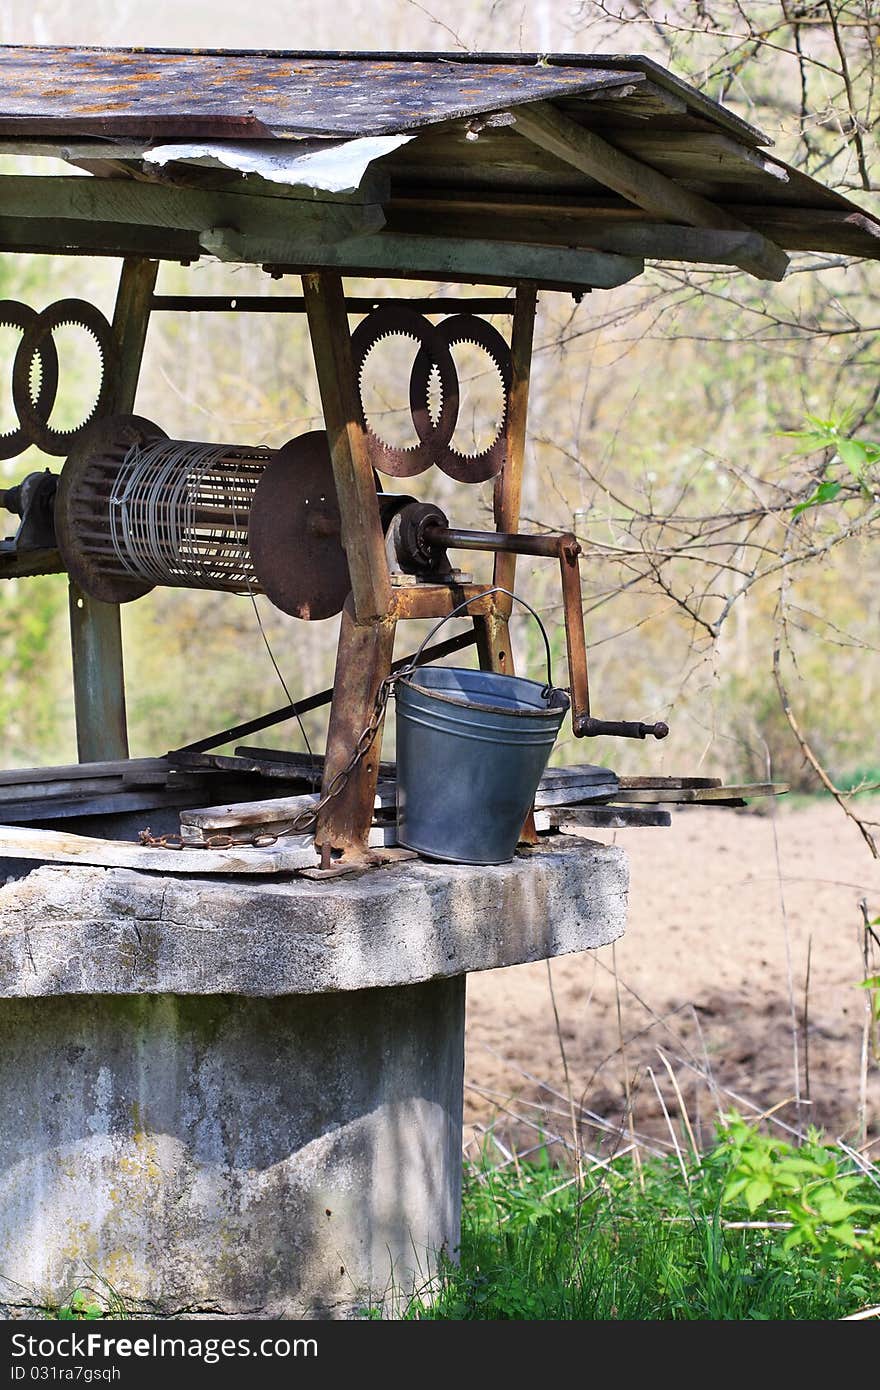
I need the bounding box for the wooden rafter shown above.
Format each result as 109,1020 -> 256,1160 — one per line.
513,100 -> 789,281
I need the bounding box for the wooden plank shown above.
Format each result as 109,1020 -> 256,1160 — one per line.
0,206 -> 643,288
617,775 -> 721,790
172,750 -> 323,784
179,780 -> 398,840
387,201 -> 785,270
302,272 -> 391,624
535,805 -> 671,831
232,227 -> 643,291
0,823 -> 318,875
600,129 -> 791,186
719,205 -> 880,258
512,101 -> 789,281
540,763 -> 618,786
0,545 -> 65,578
0,176 -> 386,242
0,787 -> 256,824
533,782 -> 619,809
0,758 -> 170,788
563,80 -> 688,122
0,777 -> 128,804
0,215 -> 201,261
107,257 -> 160,415
609,782 -> 787,804
386,191 -> 880,260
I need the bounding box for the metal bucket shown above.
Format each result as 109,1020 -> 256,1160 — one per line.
395,588 -> 570,865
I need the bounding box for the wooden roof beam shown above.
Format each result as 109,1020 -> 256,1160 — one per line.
513,100 -> 789,282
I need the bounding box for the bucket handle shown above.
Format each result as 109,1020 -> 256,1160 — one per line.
406,586 -> 562,700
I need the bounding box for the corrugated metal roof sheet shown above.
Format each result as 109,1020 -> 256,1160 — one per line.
0,47 -> 653,139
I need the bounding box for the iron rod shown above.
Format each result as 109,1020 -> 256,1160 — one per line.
172,628 -> 478,756
150,295 -> 517,315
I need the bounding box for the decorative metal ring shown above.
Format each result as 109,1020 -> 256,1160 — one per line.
0,300 -> 59,460
410,314 -> 511,483
351,306 -> 511,483
351,305 -> 458,478
12,298 -> 115,456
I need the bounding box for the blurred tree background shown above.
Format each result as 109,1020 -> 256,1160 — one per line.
0,1 -> 876,820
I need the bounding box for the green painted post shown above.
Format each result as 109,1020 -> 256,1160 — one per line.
69,257 -> 158,762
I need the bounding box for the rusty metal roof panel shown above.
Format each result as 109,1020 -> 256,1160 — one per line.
0,47 -> 654,139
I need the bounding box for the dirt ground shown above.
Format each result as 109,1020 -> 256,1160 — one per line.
463,799 -> 880,1162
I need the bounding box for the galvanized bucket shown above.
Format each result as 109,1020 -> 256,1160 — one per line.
395,588 -> 570,865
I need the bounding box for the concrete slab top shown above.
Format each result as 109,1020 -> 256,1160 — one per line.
0,837 -> 627,997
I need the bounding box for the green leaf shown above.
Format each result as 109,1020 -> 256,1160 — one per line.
812,1193 -> 855,1224
722,1176 -> 750,1205
837,439 -> 868,479
780,430 -> 835,454
745,1178 -> 773,1213
792,480 -> 841,517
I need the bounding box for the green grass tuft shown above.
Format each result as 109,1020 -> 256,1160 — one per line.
403,1122 -> 880,1321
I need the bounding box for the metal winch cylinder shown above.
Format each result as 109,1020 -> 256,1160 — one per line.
55,415 -> 353,620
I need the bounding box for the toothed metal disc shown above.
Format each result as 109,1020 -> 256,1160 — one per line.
248,431 -> 351,620
12,299 -> 115,456
411,314 -> 511,483
351,305 -> 458,477
0,300 -> 59,460
55,414 -> 166,604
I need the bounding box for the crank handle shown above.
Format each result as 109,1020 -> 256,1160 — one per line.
574,716 -> 669,741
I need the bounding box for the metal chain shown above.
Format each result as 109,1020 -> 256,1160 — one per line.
138,668 -> 409,852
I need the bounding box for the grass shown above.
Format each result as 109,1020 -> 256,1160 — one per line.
400,1122 -> 880,1321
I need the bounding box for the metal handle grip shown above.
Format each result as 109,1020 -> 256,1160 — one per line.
575,716 -> 669,740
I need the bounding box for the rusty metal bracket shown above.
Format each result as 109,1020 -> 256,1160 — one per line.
421,521 -> 669,741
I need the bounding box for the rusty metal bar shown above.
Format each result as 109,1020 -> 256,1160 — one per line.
171,628 -> 477,756
493,282 -> 537,610
425,525 -> 564,559
151,295 -> 517,315
423,522 -> 592,734
302,271 -> 392,624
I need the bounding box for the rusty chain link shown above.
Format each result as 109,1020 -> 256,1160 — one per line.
139,668 -> 409,852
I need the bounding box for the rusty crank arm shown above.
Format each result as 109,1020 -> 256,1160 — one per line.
421,522 -> 668,742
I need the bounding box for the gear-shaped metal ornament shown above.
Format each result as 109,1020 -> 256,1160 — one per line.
0,301 -> 59,460
12,299 -> 115,456
351,305 -> 511,483
351,305 -> 459,478
411,313 -> 511,483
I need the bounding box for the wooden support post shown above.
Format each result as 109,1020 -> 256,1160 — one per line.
302,271 -> 392,625
69,582 -> 129,764
303,271 -> 395,858
69,257 -> 158,762
315,599 -> 396,863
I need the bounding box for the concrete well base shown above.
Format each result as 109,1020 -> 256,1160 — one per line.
0,838 -> 627,1318
0,981 -> 464,1319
